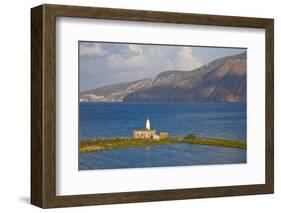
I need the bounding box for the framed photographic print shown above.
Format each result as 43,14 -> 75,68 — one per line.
31,4 -> 274,208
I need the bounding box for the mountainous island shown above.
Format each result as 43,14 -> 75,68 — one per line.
80,52 -> 246,102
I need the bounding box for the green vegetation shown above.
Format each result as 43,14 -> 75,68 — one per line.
80,134 -> 246,153
185,133 -> 197,139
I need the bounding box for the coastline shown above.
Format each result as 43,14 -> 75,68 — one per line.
80,136 -> 246,153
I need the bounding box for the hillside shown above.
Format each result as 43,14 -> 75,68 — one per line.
80,79 -> 151,102
80,52 -> 246,102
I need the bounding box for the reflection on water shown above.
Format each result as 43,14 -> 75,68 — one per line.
79,143 -> 246,170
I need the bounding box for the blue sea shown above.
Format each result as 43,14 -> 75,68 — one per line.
79,102 -> 246,170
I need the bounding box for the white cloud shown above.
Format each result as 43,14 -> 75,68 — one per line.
80,43 -> 204,90
128,44 -> 143,55
80,43 -> 105,56
176,47 -> 202,70
108,52 -> 148,70
105,44 -> 149,70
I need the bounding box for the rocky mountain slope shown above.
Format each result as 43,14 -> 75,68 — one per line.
80,52 -> 246,102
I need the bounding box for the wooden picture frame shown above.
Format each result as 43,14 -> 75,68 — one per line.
31,4 -> 274,208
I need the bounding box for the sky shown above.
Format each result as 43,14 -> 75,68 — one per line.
79,42 -> 246,91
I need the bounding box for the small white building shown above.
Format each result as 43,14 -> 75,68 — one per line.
133,118 -> 168,140
133,118 -> 156,139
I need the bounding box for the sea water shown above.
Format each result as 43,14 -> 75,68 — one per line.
79,102 -> 246,170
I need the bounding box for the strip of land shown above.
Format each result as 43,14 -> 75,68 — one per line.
80,136 -> 246,153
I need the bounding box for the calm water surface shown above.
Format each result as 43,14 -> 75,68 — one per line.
79,102 -> 246,170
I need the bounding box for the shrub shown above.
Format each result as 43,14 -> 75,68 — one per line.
186,133 -> 197,139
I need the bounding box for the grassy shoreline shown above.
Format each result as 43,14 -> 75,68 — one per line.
80,136 -> 246,153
